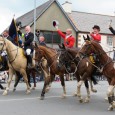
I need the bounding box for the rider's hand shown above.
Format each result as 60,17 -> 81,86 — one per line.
55,26 -> 59,30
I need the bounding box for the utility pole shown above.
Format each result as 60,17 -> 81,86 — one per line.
34,0 -> 36,41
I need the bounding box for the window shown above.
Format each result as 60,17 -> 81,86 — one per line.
42,31 -> 61,44
107,36 -> 113,46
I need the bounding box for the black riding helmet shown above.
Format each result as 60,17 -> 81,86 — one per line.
92,25 -> 100,31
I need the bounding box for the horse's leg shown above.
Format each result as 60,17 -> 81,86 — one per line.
107,78 -> 115,111
84,80 -> 90,103
89,80 -> 97,93
13,71 -> 22,92
40,73 -> 51,100
3,68 -> 14,95
31,71 -> 36,90
13,75 -> 20,92
20,69 -> 31,94
40,65 -> 51,100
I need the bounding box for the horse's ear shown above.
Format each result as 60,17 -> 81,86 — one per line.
87,34 -> 91,41
35,42 -> 38,48
58,44 -> 62,49
62,43 -> 65,49
83,35 -> 86,40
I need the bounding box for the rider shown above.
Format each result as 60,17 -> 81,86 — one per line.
90,25 -> 101,43
55,25 -> 75,72
18,26 -> 34,68
90,25 -> 101,84
39,36 -> 46,46
55,26 -> 75,48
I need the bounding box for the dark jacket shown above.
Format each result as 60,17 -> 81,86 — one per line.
39,41 -> 46,46
109,27 -> 115,35
18,31 -> 34,49
24,32 -> 34,49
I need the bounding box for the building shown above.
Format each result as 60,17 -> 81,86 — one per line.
17,0 -> 115,58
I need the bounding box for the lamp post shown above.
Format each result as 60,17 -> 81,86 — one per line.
34,0 -> 36,41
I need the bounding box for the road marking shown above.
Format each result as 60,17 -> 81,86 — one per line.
0,95 -> 73,102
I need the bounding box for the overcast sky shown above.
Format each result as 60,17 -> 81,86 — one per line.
0,0 -> 115,33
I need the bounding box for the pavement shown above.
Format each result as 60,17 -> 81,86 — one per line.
0,80 -> 114,115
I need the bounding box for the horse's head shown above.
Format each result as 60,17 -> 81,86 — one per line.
80,35 -> 98,56
58,43 -> 73,68
0,37 -> 7,53
34,42 -> 44,64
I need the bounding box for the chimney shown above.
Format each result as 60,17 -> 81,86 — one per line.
62,1 -> 72,13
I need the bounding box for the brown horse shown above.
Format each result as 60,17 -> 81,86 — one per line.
58,44 -> 98,103
80,36 -> 115,110
34,44 -> 76,100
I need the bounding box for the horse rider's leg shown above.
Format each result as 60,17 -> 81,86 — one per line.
107,79 -> 115,111
60,74 -> 66,98
20,69 -> 31,94
89,80 -> 97,93
3,68 -> 14,95
84,80 -> 90,103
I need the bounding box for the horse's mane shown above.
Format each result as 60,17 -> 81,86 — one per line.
91,41 -> 105,53
38,45 -> 57,55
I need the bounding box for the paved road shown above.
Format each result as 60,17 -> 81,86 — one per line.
0,81 -> 114,115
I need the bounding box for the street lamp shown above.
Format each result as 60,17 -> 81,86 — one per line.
34,0 -> 36,41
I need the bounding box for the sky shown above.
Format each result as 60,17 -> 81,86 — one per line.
0,0 -> 115,33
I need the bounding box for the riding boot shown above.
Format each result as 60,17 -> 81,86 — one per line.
27,55 -> 32,68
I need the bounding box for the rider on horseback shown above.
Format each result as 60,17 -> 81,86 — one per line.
18,26 -> 34,68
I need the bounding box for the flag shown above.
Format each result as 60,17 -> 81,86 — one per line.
9,18 -> 19,44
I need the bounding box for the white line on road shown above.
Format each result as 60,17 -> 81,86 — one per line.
0,95 -> 73,102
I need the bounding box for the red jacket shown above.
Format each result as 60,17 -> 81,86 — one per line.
90,33 -> 101,42
57,30 -> 75,48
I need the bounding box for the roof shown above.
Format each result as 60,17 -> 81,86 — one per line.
16,0 -> 54,27
68,11 -> 115,34
16,0 -> 78,31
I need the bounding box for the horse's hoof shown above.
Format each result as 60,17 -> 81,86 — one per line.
40,96 -> 45,100
45,87 -> 50,93
2,90 -> 8,96
73,92 -> 77,97
104,97 -> 108,101
91,89 -> 97,93
84,98 -> 90,103
26,90 -> 31,94
61,94 -> 66,99
13,88 -> 16,92
31,87 -> 35,90
108,105 -> 113,111
78,98 -> 83,103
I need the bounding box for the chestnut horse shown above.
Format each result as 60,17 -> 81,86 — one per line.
80,36 -> 115,110
58,44 -> 98,103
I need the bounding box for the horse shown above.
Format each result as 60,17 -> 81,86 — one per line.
58,44 -> 98,103
34,44 -> 71,100
0,37 -> 31,95
79,35 -> 115,110
34,43 -> 95,100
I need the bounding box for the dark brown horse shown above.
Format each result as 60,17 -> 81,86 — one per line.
80,36 -> 115,110
58,44 -> 98,103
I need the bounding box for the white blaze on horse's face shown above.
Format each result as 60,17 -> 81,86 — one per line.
86,62 -> 89,67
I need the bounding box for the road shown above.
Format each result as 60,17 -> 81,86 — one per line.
0,80 -> 114,115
